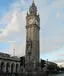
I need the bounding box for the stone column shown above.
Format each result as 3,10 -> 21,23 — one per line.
14,64 -> 16,73
4,63 -> 6,72
9,63 -> 11,73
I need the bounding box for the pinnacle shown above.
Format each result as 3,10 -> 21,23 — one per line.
32,0 -> 35,6
33,0 -> 34,3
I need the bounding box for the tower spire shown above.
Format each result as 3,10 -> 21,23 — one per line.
29,0 -> 37,14
25,0 -> 40,72
33,0 -> 34,4
32,0 -> 35,6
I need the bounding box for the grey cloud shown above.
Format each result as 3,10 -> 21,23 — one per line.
40,35 -> 64,53
39,0 -> 64,55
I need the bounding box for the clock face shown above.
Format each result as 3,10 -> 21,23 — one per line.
29,19 -> 34,25
29,18 -> 38,25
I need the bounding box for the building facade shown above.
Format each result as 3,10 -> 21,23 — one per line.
0,52 -> 21,73
25,0 -> 40,72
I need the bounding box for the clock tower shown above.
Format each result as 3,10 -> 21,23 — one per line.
25,0 -> 40,71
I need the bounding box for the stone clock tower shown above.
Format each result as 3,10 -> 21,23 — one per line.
25,0 -> 40,71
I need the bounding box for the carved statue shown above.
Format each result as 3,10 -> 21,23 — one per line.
27,39 -> 32,55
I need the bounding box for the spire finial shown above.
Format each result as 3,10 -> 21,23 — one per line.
32,0 -> 35,6
33,0 -> 34,3
29,0 -> 37,14
32,0 -> 35,5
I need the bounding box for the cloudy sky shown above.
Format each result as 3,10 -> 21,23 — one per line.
0,0 -> 64,66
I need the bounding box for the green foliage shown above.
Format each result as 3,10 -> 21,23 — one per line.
60,67 -> 64,71
41,59 -> 46,68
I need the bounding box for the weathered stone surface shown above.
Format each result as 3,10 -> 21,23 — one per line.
25,0 -> 40,72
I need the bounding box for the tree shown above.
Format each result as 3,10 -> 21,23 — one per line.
41,59 -> 46,68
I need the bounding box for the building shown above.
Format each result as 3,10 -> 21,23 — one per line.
25,0 -> 40,72
0,52 -> 21,73
45,60 -> 58,72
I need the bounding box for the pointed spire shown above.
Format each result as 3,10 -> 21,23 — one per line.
29,0 -> 37,14
32,0 -> 35,6
33,0 -> 34,4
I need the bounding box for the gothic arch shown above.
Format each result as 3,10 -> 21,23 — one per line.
16,64 -> 19,73
1,62 -> 5,72
11,63 -> 15,73
6,62 -> 10,72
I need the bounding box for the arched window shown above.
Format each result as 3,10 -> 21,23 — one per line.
16,64 -> 19,73
11,63 -> 14,73
6,63 -> 10,72
1,62 -> 5,72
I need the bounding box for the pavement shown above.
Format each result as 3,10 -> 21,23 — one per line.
49,73 -> 64,76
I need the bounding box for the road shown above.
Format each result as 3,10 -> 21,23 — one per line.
56,73 -> 64,76
49,73 -> 64,76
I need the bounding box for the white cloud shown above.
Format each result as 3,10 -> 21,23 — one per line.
57,62 -> 64,67
0,35 -> 7,42
18,0 -> 25,4
54,59 -> 64,67
6,41 -> 26,56
3,10 -> 26,36
56,52 -> 64,57
0,0 -> 26,56
40,36 -> 64,54
39,0 -> 64,54
56,12 -> 60,18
